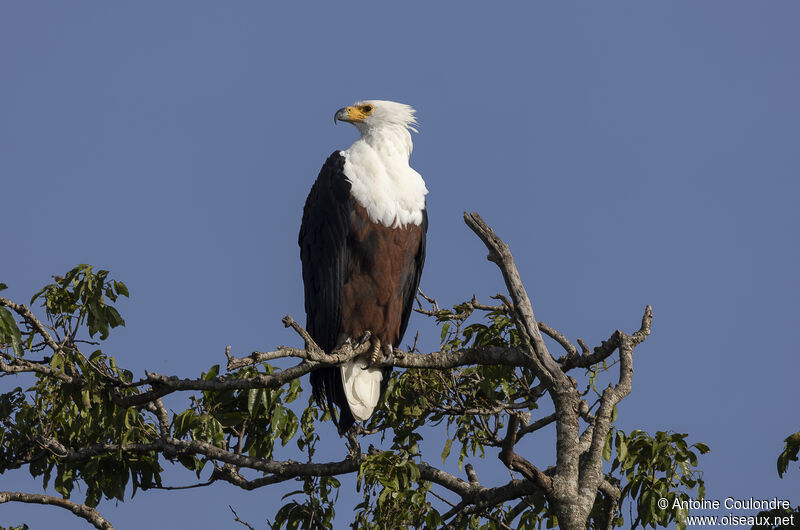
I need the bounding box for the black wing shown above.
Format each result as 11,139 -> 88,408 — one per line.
396,208 -> 427,348
298,151 -> 354,430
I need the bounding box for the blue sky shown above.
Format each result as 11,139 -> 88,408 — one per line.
2,2 -> 799,528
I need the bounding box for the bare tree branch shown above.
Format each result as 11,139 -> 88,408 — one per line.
229,505 -> 256,530
538,321 -> 578,358
463,212 -> 564,386
0,491 -> 114,530
499,413 -> 554,494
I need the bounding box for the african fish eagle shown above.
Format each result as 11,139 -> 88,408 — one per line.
299,100 -> 428,435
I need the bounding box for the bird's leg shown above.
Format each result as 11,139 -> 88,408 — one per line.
369,336 -> 382,365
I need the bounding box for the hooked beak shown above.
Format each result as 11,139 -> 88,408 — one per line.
334,107 -> 349,125
333,106 -> 368,125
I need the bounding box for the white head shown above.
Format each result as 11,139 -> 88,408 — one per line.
334,100 -> 418,135
336,99 -> 427,227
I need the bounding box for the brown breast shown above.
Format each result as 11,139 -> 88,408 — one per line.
340,202 -> 423,347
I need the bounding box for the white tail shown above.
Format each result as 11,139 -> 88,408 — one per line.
340,359 -> 383,421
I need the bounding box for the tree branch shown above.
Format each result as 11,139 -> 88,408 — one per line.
116,335 -> 373,407
0,296 -> 62,354
0,491 -> 114,530
0,355 -> 79,384
463,212 -> 565,387
579,306 -> 652,504
499,413 -> 554,494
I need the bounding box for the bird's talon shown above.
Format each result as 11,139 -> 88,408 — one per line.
368,336 -> 381,366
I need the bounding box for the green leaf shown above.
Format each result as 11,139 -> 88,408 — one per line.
777,432 -> 800,478
272,406 -> 287,437
440,322 -> 450,343
618,436 -> 628,464
203,365 -> 220,381
104,306 -> 125,328
50,351 -> 64,371
0,282 -> 7,291
603,430 -> 613,461
177,454 -> 198,471
217,411 -> 248,427
693,442 -> 710,454
114,280 -> 130,297
261,387 -> 270,411
248,388 -> 258,416
0,307 -> 24,356
441,439 -> 453,464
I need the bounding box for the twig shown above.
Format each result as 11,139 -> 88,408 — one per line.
226,346 -> 309,371
229,505 -> 256,530
415,294 -> 508,320
150,480 -> 215,491
281,315 -> 321,355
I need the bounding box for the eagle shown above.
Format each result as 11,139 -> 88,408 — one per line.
299,100 -> 428,435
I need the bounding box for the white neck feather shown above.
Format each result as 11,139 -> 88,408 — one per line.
342,124 -> 428,227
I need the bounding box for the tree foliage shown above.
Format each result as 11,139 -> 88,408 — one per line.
0,215 -> 711,529
750,432 -> 800,530
777,431 -> 800,480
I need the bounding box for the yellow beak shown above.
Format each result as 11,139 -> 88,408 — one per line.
334,106 -> 368,124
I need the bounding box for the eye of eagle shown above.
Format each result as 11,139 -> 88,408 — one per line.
362,105 -> 374,114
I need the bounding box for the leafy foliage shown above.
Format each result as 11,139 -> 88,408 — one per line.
777,431 -> 800,479
270,402 -> 338,530
0,312 -> 24,358
352,448 -> 435,529
30,264 -> 128,341
0,266 -> 160,507
0,266 -> 710,529
750,432 -> 800,529
603,430 -> 709,529
173,363 -> 302,466
750,506 -> 800,530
